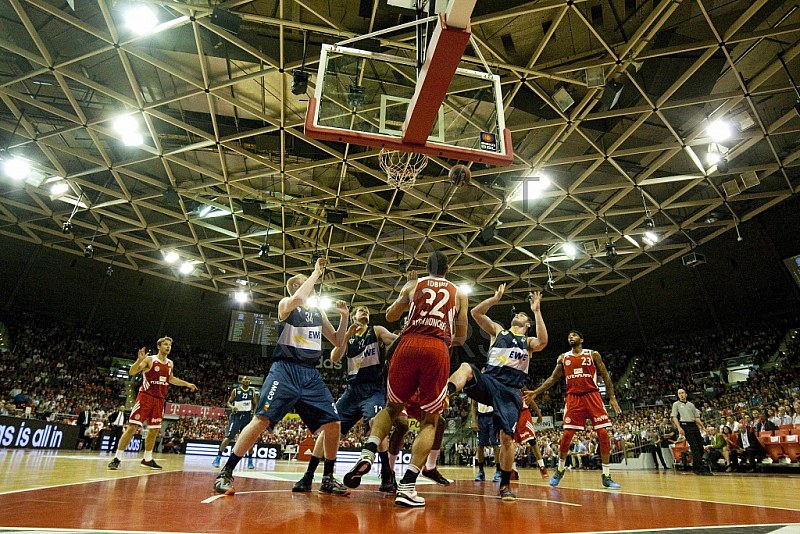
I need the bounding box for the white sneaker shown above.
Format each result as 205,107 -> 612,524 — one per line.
395,482 -> 425,507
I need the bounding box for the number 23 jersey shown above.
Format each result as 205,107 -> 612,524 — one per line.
402,275 -> 458,345
562,349 -> 599,395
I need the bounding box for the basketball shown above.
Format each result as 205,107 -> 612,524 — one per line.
449,164 -> 471,187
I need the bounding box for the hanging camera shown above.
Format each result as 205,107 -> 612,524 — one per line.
84,244 -> 94,258
62,221 -> 72,234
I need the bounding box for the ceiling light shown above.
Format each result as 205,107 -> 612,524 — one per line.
319,297 -> 332,310
458,284 -> 472,295
307,296 -> 319,308
198,205 -> 214,218
113,115 -> 139,135
125,6 -> 158,34
234,291 -> 249,303
236,279 -> 248,286
122,132 -> 143,146
513,174 -> 550,201
164,251 -> 179,263
707,120 -> 731,142
605,242 -> 617,264
562,242 -> 576,258
3,158 -> 31,180
642,231 -> 659,246
706,151 -> 721,165
179,262 -> 194,274
50,181 -> 69,195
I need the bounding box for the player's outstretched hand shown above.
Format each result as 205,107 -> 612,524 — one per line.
524,390 -> 538,406
137,347 -> 149,361
187,383 -> 197,392
494,283 -> 505,301
406,270 -> 418,284
315,257 -> 328,276
530,291 -> 542,313
334,300 -> 349,316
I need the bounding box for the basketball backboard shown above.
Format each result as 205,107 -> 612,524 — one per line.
304,0 -> 513,166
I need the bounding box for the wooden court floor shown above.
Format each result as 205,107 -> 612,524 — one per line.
0,450 -> 798,534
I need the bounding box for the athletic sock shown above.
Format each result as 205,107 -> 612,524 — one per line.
379,451 -> 391,476
558,458 -> 566,470
477,461 -> 485,473
537,459 -> 545,468
425,449 -> 439,470
305,455 -> 321,476
602,464 -> 610,476
400,464 -> 420,485
365,436 -> 381,453
224,453 -> 242,472
500,469 -> 511,486
144,450 -> 152,462
323,459 -> 335,477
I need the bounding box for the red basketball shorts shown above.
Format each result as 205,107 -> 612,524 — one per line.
387,334 -> 449,415
515,407 -> 536,444
563,391 -> 611,431
128,391 -> 165,428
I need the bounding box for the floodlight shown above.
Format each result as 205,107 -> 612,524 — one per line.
642,231 -> 659,246
234,291 -> 249,303
122,132 -> 143,147
707,120 -> 732,142
563,243 -> 577,258
307,296 -> 319,308
179,262 -> 194,274
4,158 -> 30,180
319,297 -> 332,310
164,251 -> 179,263
458,284 -> 472,295
113,115 -> 138,135
125,6 -> 158,34
51,181 -> 69,195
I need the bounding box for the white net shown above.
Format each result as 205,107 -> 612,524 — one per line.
378,149 -> 428,191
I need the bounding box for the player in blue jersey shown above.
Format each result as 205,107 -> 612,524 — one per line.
447,285 -> 548,501
212,376 -> 258,469
292,305 -> 399,493
213,257 -> 351,496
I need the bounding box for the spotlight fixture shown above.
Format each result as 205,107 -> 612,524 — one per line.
319,297 -> 332,309
84,244 -> 94,258
707,120 -> 732,142
3,158 -> 31,180
291,70 -> 310,95
125,5 -> 158,34
106,265 -> 114,277
50,181 -> 69,196
642,231 -> 659,246
552,87 -> 574,112
258,243 -> 270,257
210,7 -> 242,34
179,262 -> 194,275
164,251 -> 179,263
346,84 -> 366,109
458,284 -> 472,295
562,242 -> 577,258
717,157 -> 730,173
234,291 -> 249,303
62,221 -> 72,234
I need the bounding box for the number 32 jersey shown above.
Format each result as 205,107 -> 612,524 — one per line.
403,275 -> 458,345
562,349 -> 599,395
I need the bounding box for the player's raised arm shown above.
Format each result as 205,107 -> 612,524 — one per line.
527,291 -> 548,352
321,300 -> 349,347
386,271 -> 417,322
128,347 -> 152,376
169,375 -> 197,391
592,351 -> 620,415
469,284 -> 505,338
278,257 -> 327,321
331,322 -> 359,363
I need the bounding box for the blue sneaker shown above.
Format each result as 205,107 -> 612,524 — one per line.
549,468 -> 565,487
602,474 -> 621,489
247,458 -> 255,469
499,485 -> 516,501
474,471 -> 486,481
211,456 -> 221,468
492,471 -> 502,483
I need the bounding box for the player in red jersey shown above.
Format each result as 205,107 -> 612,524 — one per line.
107,337 -> 197,470
345,251 -> 468,507
525,330 -> 621,489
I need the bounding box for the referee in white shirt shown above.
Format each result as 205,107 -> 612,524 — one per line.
671,388 -> 711,475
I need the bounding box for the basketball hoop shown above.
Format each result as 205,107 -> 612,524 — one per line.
379,148 -> 428,190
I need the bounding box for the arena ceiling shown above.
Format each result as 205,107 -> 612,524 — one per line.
0,0 -> 799,309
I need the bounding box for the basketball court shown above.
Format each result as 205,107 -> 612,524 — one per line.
0,450 -> 798,534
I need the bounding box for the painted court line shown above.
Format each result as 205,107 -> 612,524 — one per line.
548,523 -> 800,534
202,489 -> 299,503
421,490 -> 582,506
0,470 -> 171,497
